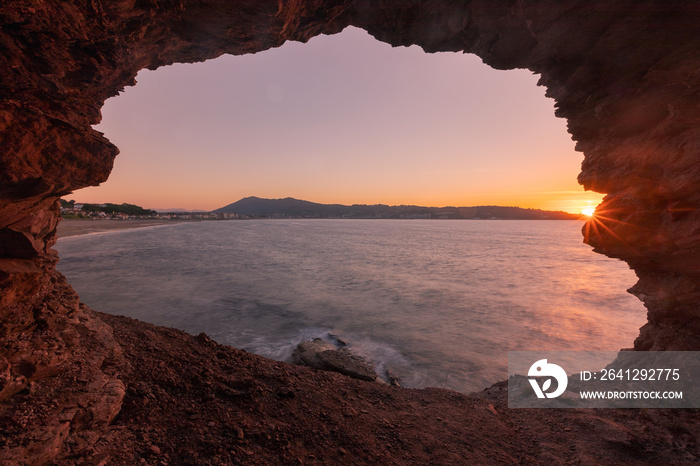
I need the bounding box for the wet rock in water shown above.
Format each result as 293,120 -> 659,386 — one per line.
327,333 -> 348,347
316,348 -> 377,381
385,368 -> 402,387
290,338 -> 336,367
291,338 -> 377,381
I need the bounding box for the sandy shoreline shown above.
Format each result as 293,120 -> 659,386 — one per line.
56,218 -> 202,238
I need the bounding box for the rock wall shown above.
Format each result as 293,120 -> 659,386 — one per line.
1,0 -> 700,460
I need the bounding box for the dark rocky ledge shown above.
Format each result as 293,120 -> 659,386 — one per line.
2,1 -> 700,463
6,291 -> 700,464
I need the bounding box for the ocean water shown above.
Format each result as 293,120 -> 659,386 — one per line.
55,219 -> 646,393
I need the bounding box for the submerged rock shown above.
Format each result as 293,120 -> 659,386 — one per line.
291,338 -> 377,382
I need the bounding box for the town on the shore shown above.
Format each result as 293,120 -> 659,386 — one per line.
59,200 -> 239,221
60,197 -> 584,221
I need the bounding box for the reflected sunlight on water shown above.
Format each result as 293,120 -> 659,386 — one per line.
56,219 -> 646,393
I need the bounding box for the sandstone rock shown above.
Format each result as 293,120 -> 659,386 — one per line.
88,312 -> 700,464
0,277 -> 125,465
149,445 -> 161,456
2,1 -> 700,462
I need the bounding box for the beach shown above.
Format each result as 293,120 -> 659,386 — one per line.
56,218 -> 197,238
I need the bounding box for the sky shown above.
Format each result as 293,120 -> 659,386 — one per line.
74,26 -> 603,214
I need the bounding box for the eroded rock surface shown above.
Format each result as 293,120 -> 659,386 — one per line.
0,273 -> 125,465
2,0 -> 700,463
83,313 -> 700,464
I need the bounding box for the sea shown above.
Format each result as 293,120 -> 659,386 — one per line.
55,219 -> 646,393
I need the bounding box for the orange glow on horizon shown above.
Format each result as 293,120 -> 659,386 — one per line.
69,28 -> 608,215
68,186 -> 606,215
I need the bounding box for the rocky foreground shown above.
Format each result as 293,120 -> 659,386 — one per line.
2,278 -> 697,465
101,317 -> 700,465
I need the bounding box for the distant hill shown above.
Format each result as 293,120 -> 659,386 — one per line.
214,197 -> 345,217
213,197 -> 582,220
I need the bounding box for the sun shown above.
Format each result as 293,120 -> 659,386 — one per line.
581,207 -> 596,217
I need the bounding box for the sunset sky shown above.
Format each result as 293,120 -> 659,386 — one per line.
74,27 -> 603,213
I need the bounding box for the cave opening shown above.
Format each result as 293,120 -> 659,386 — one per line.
5,2 -> 700,462
74,27 -> 600,214
55,27 -> 644,393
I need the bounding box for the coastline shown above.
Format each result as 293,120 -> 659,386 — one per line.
57,218 -> 585,239
8,259 -> 698,464
56,218 -> 200,238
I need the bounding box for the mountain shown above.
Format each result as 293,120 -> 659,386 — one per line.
214,197 -> 346,217
212,197 -> 582,220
